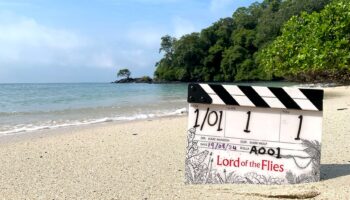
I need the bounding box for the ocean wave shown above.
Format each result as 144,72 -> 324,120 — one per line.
0,99 -> 187,117
294,83 -> 338,88
0,107 -> 188,136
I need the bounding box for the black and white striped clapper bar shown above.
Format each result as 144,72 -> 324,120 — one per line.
185,83 -> 323,185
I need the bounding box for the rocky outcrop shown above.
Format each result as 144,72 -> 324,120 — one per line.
112,76 -> 153,84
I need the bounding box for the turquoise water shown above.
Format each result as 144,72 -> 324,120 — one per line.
0,82 -> 297,136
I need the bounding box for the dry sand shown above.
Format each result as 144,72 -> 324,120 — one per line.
0,86 -> 349,199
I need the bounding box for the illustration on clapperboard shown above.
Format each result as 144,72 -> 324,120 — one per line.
185,83 -> 323,185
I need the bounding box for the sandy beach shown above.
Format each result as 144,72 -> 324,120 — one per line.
0,86 -> 349,199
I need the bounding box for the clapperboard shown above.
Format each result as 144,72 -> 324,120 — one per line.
185,83 -> 323,185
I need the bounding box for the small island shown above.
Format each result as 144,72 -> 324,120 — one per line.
112,68 -> 153,83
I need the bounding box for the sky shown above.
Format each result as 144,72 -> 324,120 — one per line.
0,0 -> 259,83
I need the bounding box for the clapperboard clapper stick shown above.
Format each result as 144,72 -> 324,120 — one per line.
185,83 -> 323,185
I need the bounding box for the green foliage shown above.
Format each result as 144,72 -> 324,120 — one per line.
117,68 -> 131,79
220,45 -> 246,81
154,0 -> 332,82
259,0 -> 350,83
140,76 -> 152,82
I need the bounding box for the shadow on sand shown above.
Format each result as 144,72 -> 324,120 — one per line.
321,164 -> 350,180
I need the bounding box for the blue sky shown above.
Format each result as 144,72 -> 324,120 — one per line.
0,0 -> 259,83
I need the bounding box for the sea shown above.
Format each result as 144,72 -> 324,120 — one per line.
0,82 -> 298,136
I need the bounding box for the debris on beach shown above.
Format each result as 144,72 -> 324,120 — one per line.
337,108 -> 348,111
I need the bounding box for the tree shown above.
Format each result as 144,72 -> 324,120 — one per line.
159,35 -> 176,59
259,0 -> 350,83
154,0 -> 332,82
117,69 -> 131,79
220,45 -> 247,81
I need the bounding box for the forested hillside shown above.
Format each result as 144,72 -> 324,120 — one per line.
154,0 -> 349,83
259,0 -> 350,83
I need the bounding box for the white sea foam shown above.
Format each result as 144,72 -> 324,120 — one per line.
293,83 -> 339,89
0,107 -> 188,136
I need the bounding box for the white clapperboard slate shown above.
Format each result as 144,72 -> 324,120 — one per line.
185,83 -> 323,185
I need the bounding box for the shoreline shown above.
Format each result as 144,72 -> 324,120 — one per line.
0,114 -> 187,145
0,85 -> 350,144
1,85 -> 348,144
2,83 -> 346,138
0,86 -> 349,199
0,106 -> 188,137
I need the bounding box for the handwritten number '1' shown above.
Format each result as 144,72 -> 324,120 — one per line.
217,111 -> 223,131
244,111 -> 251,133
194,109 -> 200,128
295,115 -> 303,140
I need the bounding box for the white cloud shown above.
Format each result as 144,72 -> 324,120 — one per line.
0,10 -> 206,82
0,12 -> 94,67
0,12 -> 166,74
90,53 -> 116,69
